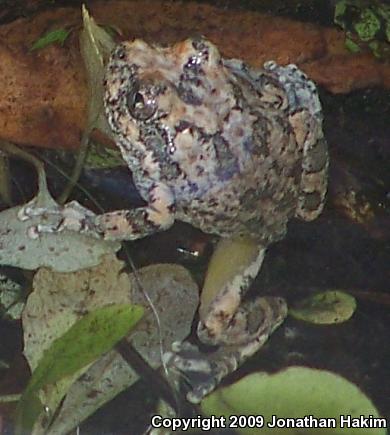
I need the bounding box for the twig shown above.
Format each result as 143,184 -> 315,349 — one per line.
115,339 -> 180,412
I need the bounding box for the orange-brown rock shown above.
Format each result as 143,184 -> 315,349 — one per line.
0,1 -> 389,149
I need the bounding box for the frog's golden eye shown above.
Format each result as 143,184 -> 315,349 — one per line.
127,83 -> 157,121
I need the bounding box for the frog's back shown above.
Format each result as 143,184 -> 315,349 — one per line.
255,61 -> 328,223
176,59 -> 328,244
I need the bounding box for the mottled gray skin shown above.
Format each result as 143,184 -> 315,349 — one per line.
101,37 -> 328,402
101,37 -> 328,246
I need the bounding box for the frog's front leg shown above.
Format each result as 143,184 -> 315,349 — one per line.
164,236 -> 287,403
95,182 -> 175,240
21,182 -> 175,241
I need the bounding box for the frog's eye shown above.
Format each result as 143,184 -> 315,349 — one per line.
127,83 -> 157,121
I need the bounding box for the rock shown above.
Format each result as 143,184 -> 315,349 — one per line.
0,1 -> 389,149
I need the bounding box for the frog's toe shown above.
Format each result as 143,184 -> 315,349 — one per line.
19,200 -> 99,239
17,198 -> 61,222
163,341 -> 231,404
18,198 -> 64,239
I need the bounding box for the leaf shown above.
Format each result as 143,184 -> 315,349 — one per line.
202,367 -> 386,435
31,304 -> 143,388
57,5 -> 118,203
386,21 -> 390,43
354,8 -> 381,42
31,28 -> 71,51
368,40 -> 382,58
15,303 -> 143,434
80,4 -> 116,134
48,264 -> 199,434
0,143 -> 120,272
334,0 -> 347,29
345,36 -> 361,53
289,290 -> 356,324
84,144 -> 124,169
22,260 -> 198,434
0,204 -> 121,273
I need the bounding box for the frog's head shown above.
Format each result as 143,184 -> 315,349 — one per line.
104,37 -> 235,158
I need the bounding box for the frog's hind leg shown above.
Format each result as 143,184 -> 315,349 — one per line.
164,236 -> 287,403
197,236 -> 286,347
198,236 -> 262,343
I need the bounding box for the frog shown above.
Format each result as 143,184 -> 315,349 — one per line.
20,36 -> 328,403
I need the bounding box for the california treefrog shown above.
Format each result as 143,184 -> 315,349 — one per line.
22,37 -> 328,402
100,36 -> 328,402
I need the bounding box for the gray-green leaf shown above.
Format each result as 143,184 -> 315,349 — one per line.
202,367 -> 386,435
289,290 -> 356,324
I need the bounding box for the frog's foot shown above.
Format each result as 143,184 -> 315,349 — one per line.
164,296 -> 287,403
18,199 -> 100,239
18,196 -> 60,221
163,341 -> 237,404
198,296 -> 287,347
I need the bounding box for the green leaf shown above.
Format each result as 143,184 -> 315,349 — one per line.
368,40 -> 382,58
376,3 -> 390,23
354,8 -> 381,42
202,367 -> 386,435
15,303 -> 143,434
385,21 -> 390,43
334,1 -> 347,29
85,144 -> 125,169
289,290 -> 356,324
31,28 -> 71,51
345,36 -> 361,53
